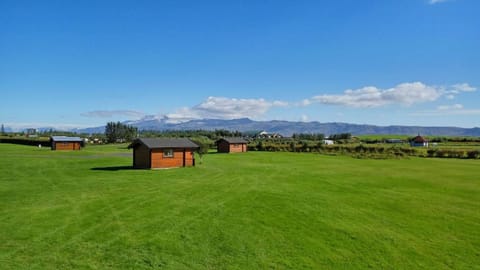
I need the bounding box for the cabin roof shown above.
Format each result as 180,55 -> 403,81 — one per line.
50,136 -> 83,142
128,138 -> 199,149
217,137 -> 248,144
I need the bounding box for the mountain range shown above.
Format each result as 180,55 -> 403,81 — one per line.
72,118 -> 480,137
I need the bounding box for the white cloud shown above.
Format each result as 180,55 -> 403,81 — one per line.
300,114 -> 309,122
273,100 -> 289,107
81,110 -> 145,118
164,96 -> 288,123
163,107 -> 202,123
429,0 -> 449,4
305,82 -> 475,108
441,83 -> 476,98
451,83 -> 476,92
309,82 -> 442,108
300,99 -> 311,106
382,82 -> 442,104
77,82 -> 475,124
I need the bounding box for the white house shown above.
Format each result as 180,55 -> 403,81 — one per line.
323,139 -> 334,145
410,135 -> 429,147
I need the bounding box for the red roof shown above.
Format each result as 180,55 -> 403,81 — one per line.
413,135 -> 427,143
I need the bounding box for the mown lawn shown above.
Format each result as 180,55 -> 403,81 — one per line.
0,143 -> 479,269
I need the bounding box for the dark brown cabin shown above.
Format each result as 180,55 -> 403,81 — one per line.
216,137 -> 248,153
128,138 -> 199,169
50,136 -> 83,150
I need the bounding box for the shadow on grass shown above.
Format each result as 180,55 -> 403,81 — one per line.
91,166 -> 134,171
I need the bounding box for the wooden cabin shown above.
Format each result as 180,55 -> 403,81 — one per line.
128,138 -> 199,169
216,137 -> 248,153
50,136 -> 83,150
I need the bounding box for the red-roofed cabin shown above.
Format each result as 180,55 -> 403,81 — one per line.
410,135 -> 429,147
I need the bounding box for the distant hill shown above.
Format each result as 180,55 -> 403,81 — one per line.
74,118 -> 480,137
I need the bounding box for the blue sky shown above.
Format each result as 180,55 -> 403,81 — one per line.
1,0 -> 479,130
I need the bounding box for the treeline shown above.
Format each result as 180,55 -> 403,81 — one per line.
427,149 -> 479,159
290,133 -> 352,141
429,137 -> 480,143
292,133 -> 324,140
360,136 -> 480,144
138,129 -> 243,140
249,141 -> 418,158
0,137 -> 50,147
35,130 -> 84,137
329,133 -> 352,140
105,122 -> 138,143
249,142 -> 480,159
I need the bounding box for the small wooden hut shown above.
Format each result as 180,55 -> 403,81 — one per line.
216,137 -> 248,153
128,138 -> 199,169
50,136 -> 83,150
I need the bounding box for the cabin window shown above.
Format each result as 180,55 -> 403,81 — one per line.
234,144 -> 239,147
163,149 -> 174,158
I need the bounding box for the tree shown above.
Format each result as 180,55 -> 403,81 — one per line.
292,133 -> 324,141
191,138 -> 210,164
105,122 -> 138,143
1,124 -> 4,135
257,141 -> 265,151
289,141 -> 296,152
301,141 -> 309,152
330,133 -> 352,140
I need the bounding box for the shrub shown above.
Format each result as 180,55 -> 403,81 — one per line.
448,150 -> 465,159
257,141 -> 265,151
435,150 -> 447,158
467,150 -> 479,159
0,138 -> 50,147
427,149 -> 437,157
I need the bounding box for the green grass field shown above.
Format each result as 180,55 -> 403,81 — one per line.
0,144 -> 479,269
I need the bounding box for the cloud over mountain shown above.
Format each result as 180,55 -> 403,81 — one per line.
165,97 -> 288,123
78,82 -> 476,125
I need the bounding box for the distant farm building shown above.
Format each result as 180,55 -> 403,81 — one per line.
410,135 -> 429,147
256,131 -> 283,139
128,138 -> 199,169
50,136 -> 84,150
323,139 -> 334,145
216,137 -> 248,153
